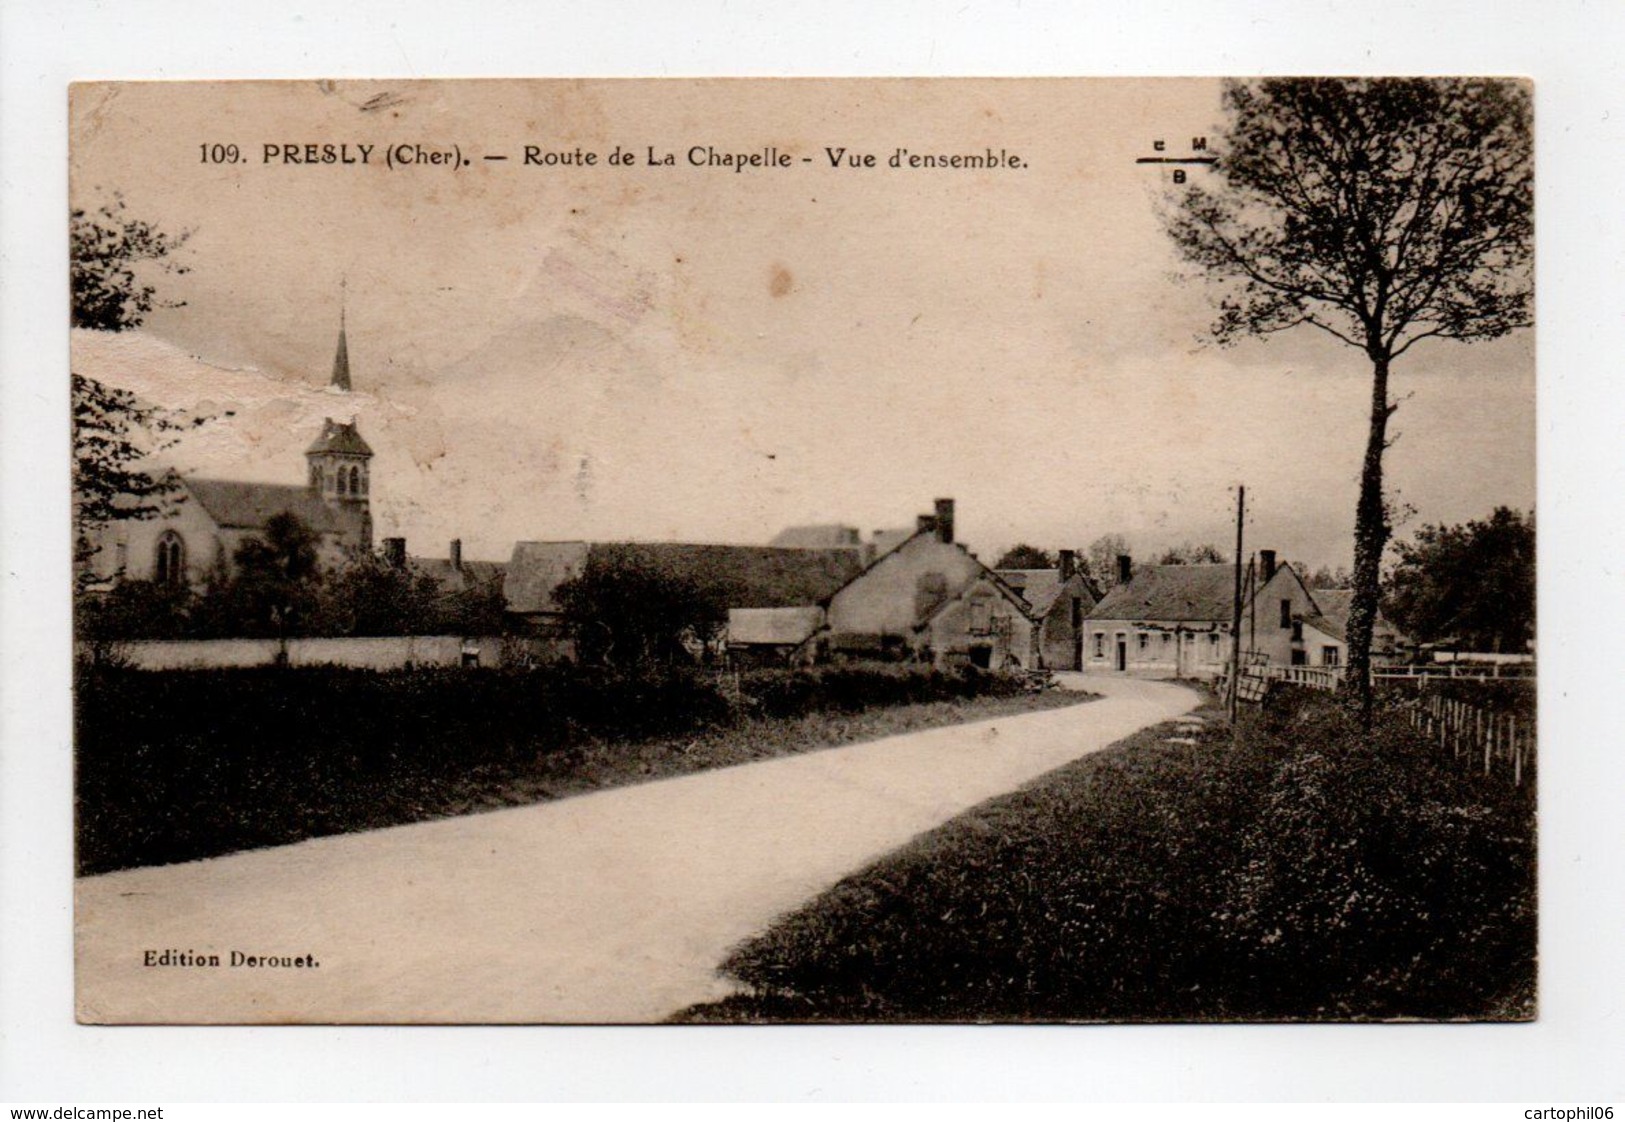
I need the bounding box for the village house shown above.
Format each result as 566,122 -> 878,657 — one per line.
1081,555 -> 1237,679
1241,551 -> 1405,668
996,549 -> 1100,671
821,500 -> 1041,670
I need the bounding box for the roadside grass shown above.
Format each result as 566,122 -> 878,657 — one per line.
75,664 -> 1093,875
676,688 -> 1535,1023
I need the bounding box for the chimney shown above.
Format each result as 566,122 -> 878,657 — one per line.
450,538 -> 463,571
1059,549 -> 1076,581
383,537 -> 406,569
1116,554 -> 1133,585
916,514 -> 937,535
1260,549 -> 1277,582
934,498 -> 955,544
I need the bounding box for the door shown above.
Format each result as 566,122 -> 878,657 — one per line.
1115,638 -> 1127,671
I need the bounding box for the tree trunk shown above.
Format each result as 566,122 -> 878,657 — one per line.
1347,351 -> 1393,725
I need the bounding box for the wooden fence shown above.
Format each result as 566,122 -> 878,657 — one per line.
1405,692 -> 1535,787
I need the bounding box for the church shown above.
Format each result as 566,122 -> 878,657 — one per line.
82,325 -> 375,590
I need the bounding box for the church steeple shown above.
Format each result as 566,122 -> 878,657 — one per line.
330,282 -> 352,391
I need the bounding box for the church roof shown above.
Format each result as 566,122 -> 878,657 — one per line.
181,478 -> 347,534
305,417 -> 373,457
331,323 -> 352,391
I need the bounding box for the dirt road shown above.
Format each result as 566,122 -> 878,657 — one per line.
75,673 -> 1198,1023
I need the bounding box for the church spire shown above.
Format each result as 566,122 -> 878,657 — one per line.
330,280 -> 352,391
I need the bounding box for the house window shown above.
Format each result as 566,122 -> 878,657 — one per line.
1161,632 -> 1171,647
154,531 -> 185,587
1323,645 -> 1341,666
1280,598 -> 1292,629
1208,633 -> 1221,660
968,599 -> 992,634
1137,631 -> 1149,652
1093,632 -> 1104,659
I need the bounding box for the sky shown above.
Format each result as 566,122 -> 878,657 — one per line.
69,79 -> 1535,569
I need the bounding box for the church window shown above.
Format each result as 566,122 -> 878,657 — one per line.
337,467 -> 348,496
357,468 -> 367,496
154,531 -> 185,587
310,464 -> 320,487
349,465 -> 361,495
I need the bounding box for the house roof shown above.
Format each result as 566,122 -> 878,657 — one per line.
998,569 -> 1059,613
998,568 -> 1101,617
410,556 -> 507,596
1088,563 -> 1236,623
728,606 -> 824,646
503,542 -> 593,614
305,418 -> 373,457
1301,587 -> 1404,645
182,478 -> 347,535
503,541 -> 865,616
768,524 -> 862,550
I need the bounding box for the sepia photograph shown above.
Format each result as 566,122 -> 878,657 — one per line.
68,77 -> 1535,1026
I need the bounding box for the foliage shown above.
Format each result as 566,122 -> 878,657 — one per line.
554,554 -> 726,666
1384,507 -> 1534,652
1156,542 -> 1227,564
75,579 -> 195,643
71,198 -> 207,583
71,193 -> 191,331
1163,79 -> 1534,716
309,550 -> 445,637
74,662 -> 1042,873
215,512 -> 323,637
993,543 -> 1055,570
1085,533 -> 1131,588
682,692 -> 1534,1023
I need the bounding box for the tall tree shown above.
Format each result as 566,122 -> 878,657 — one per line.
71,193 -> 191,331
1385,507 -> 1534,653
71,196 -> 201,585
226,513 -> 323,641
1163,79 -> 1532,717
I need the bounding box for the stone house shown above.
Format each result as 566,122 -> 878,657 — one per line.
822,499 -> 1040,670
996,549 -> 1100,671
1242,553 -> 1405,668
1081,555 -> 1236,679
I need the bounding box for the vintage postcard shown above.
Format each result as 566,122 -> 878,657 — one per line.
71,78 -> 1535,1024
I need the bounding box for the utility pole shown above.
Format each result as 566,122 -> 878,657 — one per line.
1229,485 -> 1245,722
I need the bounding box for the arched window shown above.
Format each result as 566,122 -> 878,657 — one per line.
349,465 -> 361,495
154,531 -> 185,587
309,463 -> 321,488
337,466 -> 348,496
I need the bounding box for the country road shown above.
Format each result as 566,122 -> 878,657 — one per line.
75,672 -> 1200,1024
